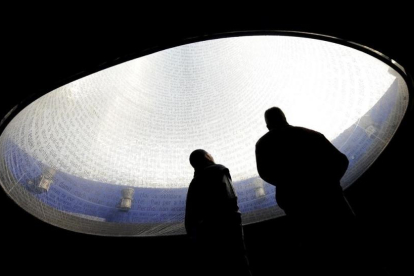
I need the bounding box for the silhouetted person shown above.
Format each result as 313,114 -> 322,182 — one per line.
255,107 -> 356,275
185,149 -> 251,276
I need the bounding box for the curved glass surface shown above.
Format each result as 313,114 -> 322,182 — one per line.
0,36 -> 409,236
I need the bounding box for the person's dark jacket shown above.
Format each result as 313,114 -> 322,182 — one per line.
255,125 -> 349,215
185,164 -> 242,240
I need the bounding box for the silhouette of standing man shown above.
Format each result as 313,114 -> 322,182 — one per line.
255,107 -> 355,275
185,149 -> 251,276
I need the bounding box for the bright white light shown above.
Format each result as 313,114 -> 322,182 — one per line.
1,36 -> 402,188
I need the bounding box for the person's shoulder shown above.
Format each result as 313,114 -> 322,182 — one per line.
198,164 -> 230,181
208,164 -> 228,172
256,131 -> 273,147
213,164 -> 232,180
206,164 -> 231,176
291,126 -> 323,137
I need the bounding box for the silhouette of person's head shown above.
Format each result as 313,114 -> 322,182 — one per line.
189,149 -> 215,170
265,107 -> 288,130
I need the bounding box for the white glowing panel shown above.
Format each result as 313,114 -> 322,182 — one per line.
0,36 -> 409,236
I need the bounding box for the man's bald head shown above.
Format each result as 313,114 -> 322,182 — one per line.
189,149 -> 215,170
265,107 -> 288,130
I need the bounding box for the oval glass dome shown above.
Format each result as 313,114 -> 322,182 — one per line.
0,35 -> 410,236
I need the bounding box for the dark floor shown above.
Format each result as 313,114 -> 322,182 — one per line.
1,210 -> 409,276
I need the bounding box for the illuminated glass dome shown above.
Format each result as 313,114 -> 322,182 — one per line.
0,35 -> 409,236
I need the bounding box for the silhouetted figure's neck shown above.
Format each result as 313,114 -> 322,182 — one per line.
193,162 -> 216,177
267,123 -> 290,132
